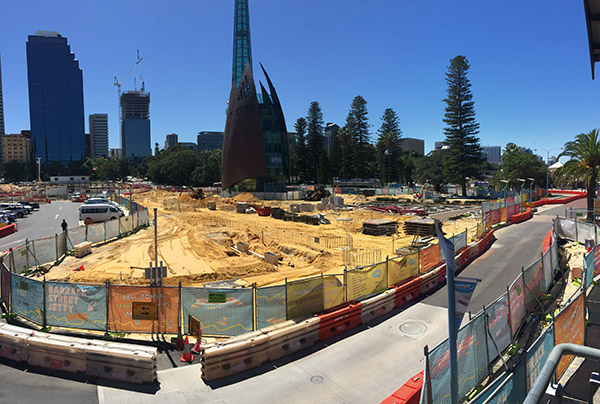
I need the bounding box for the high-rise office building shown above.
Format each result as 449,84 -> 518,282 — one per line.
324,123 -> 339,153
89,114 -> 109,158
400,137 -> 425,155
165,133 -> 178,149
197,131 -> 224,152
482,146 -> 501,165
120,91 -> 150,159
26,31 -> 85,164
0,54 -> 5,138
1,131 -> 31,164
221,0 -> 289,191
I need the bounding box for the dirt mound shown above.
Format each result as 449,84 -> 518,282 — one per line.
231,193 -> 261,203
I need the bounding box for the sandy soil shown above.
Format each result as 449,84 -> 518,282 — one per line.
45,190 -> 481,287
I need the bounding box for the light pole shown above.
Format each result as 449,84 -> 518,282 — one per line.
527,178 -> 535,203
517,178 -> 526,212
539,148 -> 562,196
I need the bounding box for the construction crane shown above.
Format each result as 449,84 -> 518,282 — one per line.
113,51 -> 144,143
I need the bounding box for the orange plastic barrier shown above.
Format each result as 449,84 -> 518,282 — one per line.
380,371 -> 423,404
510,208 -> 531,224
0,224 -> 16,238
317,302 -> 363,341
394,277 -> 422,307
542,229 -> 553,253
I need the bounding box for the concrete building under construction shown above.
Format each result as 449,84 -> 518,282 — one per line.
120,91 -> 150,159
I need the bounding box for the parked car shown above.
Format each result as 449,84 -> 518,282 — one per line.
84,197 -> 109,205
0,204 -> 27,218
0,211 -> 16,223
19,200 -> 39,209
79,203 -> 124,223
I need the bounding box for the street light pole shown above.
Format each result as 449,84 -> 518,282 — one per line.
517,178 -> 526,212
527,178 -> 535,203
500,180 -> 509,208
540,148 -> 562,196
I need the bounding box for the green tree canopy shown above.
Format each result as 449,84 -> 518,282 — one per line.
346,95 -> 372,178
414,149 -> 446,191
306,102 -> 324,182
376,108 -> 402,183
442,55 -> 483,196
554,129 -> 600,221
493,144 -> 545,191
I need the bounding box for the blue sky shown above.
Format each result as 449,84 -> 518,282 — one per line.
1,0 -> 599,160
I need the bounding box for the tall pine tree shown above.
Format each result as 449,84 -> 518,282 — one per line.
292,117 -> 308,181
346,95 -> 371,178
376,108 -> 402,183
306,102 -> 324,183
442,55 -> 483,196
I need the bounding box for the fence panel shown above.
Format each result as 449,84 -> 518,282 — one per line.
119,216 -> 134,234
594,245 -> 600,278
105,219 -> 120,240
576,221 -> 595,245
499,207 -> 507,223
323,275 -> 345,311
1,264 -> 10,309
550,239 -> 559,272
182,287 -> 253,337
522,257 -> 543,312
525,324 -> 555,392
56,231 -> 68,259
11,245 -> 28,274
388,253 -> 418,285
256,284 -> 286,329
138,208 -> 150,226
480,361 -> 526,404
346,262 -> 388,302
453,231 -> 468,252
287,277 -> 325,319
485,294 -> 511,363
585,250 -> 595,289
554,292 -> 585,380
87,223 -> 105,244
11,274 -> 44,325
426,313 -> 488,404
67,226 -> 87,249
108,285 -> 179,333
557,218 -> 575,240
32,237 -> 56,266
542,250 -> 553,293
45,282 -> 107,331
508,274 -> 526,336
419,244 -> 441,273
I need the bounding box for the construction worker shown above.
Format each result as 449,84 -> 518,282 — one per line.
61,219 -> 68,232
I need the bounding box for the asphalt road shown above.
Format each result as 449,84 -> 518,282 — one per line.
0,201 -> 81,251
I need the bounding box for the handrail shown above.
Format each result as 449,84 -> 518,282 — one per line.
523,343 -> 600,404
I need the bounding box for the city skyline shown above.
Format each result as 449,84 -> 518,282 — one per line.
1,1 -> 600,160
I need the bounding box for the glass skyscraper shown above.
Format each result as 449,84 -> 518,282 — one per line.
120,91 -> 151,159
26,31 -> 85,164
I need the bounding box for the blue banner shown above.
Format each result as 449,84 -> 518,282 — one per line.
455,277 -> 479,329
11,274 -> 44,325
526,325 -> 555,392
181,287 -> 253,337
256,285 -> 286,330
585,250 -> 594,289
483,361 -> 526,404
45,282 -> 107,331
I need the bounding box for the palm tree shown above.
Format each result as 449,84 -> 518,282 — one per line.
554,129 -> 600,221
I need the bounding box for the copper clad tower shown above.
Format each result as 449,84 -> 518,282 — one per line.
221,0 -> 289,191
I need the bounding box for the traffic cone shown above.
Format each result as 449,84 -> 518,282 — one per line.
175,326 -> 184,351
180,336 -> 194,363
191,329 -> 202,354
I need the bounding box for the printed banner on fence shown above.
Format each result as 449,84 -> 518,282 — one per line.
346,262 -> 388,301
554,292 -> 585,380
542,250 -> 553,293
453,231 -> 467,253
481,361 -> 527,404
420,244 -> 441,273
287,276 -> 344,319
11,274 -> 44,325
388,253 -> 418,285
485,294 -> 511,363
499,207 -> 507,223
256,285 -> 286,330
509,275 -> 526,336
523,258 -> 543,311
526,325 -> 555,391
490,209 -> 500,226
108,285 -> 178,333
426,314 -> 488,404
484,212 -> 492,230
182,287 -> 253,337
585,250 -> 595,289
482,202 -> 501,213
455,277 -> 479,329
594,245 -> 600,278
45,282 -> 107,331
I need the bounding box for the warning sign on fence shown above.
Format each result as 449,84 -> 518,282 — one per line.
132,302 -> 158,320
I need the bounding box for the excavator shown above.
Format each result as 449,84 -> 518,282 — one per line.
304,185 -> 331,201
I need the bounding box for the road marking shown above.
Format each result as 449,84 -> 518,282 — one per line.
491,244 -> 504,249
54,214 -> 59,220
0,239 -> 26,250
59,206 -> 63,211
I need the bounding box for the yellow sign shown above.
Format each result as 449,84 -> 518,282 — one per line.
132,302 -> 158,320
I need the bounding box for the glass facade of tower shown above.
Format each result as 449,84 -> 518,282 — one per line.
120,91 -> 151,159
221,0 -> 289,192
27,32 -> 85,164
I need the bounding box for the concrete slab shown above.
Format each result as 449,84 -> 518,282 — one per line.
98,303 -> 449,404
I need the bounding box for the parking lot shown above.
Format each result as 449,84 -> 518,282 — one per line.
0,201 -> 81,251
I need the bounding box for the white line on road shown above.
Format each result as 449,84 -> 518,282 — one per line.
0,239 -> 26,250
55,214 -> 59,220
59,206 -> 63,211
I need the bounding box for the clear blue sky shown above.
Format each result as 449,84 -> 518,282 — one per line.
1,0 -> 599,160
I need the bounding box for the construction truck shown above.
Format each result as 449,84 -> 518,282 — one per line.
304,185 -> 331,201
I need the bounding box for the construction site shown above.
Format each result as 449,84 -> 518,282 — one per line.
44,189 -> 481,287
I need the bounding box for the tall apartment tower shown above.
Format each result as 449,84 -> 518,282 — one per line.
89,114 -> 109,158
0,54 -> 5,138
120,91 -> 150,159
26,31 -> 85,164
221,0 -> 289,191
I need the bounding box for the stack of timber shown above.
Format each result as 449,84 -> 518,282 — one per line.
74,242 -> 92,258
403,219 -> 440,237
362,219 -> 398,236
